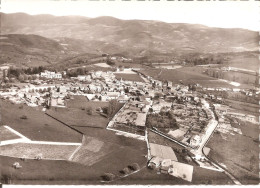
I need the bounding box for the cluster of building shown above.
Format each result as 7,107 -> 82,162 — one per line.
148,143 -> 194,182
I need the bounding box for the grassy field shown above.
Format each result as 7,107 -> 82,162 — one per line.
0,126 -> 21,141
139,67 -> 256,89
71,137 -> 119,166
47,107 -> 108,128
0,99 -> 82,143
47,96 -> 110,128
0,143 -> 78,160
207,131 -> 259,184
231,119 -> 259,140
115,161 -> 231,185
66,95 -> 108,109
114,73 -> 144,82
192,166 -> 232,185
115,167 -> 190,185
139,68 -> 216,85
224,99 -> 259,115
227,55 -> 258,71
0,132 -> 147,184
148,130 -> 184,151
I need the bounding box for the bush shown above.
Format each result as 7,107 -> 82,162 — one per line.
119,167 -> 130,175
20,115 -> 27,119
101,173 -> 116,181
128,163 -> 140,171
148,163 -> 156,170
86,107 -> 93,115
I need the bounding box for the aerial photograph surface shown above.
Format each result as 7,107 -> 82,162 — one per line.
0,0 -> 259,185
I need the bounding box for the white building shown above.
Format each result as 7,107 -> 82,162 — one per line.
40,71 -> 62,79
77,75 -> 91,81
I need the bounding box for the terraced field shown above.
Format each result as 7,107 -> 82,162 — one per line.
71,137 -> 116,166
0,143 -> 79,160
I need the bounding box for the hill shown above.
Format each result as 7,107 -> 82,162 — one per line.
1,13 -> 258,54
0,13 -> 258,67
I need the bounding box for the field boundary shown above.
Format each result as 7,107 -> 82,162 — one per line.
4,125 -> 31,141
45,113 -> 84,135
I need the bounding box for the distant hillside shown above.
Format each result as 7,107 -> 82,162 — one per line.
1,13 -> 258,54
0,34 -> 70,67
0,13 -> 259,68
0,34 -> 106,68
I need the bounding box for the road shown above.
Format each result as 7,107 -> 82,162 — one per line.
150,99 -> 242,185
190,99 -> 242,185
191,119 -> 218,158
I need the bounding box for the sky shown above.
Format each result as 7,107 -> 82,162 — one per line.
1,0 -> 259,31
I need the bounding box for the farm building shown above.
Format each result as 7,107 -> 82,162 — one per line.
168,161 -> 194,182
149,143 -> 178,166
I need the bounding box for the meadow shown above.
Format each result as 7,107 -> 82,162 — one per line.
0,99 -> 82,143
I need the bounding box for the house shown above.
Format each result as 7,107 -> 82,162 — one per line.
149,143 -> 178,162
167,81 -> 173,87
106,91 -> 120,100
168,161 -> 194,182
40,71 -> 62,79
135,113 -> 147,127
190,135 -> 201,147
117,95 -> 129,103
77,75 -> 91,81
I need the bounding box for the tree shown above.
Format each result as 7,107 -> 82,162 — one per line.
107,99 -> 118,118
119,167 -> 130,175
128,163 -> 140,171
18,75 -> 24,82
101,173 -> 116,181
20,115 -> 28,120
32,75 -> 37,80
168,110 -> 175,119
24,75 -> 28,80
86,107 -> 93,115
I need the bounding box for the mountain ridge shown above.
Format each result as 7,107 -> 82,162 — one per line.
0,13 -> 258,68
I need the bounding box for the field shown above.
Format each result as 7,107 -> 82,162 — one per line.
0,143 -> 78,160
115,167 -> 189,185
0,130 -> 147,184
224,99 -> 259,116
1,97 -> 148,184
148,130 -> 184,151
0,99 -> 82,143
114,73 -> 144,82
48,97 -> 109,128
207,130 -> 259,184
226,53 -> 258,71
192,166 -> 232,185
115,162 -> 231,185
139,67 -> 257,89
231,119 -> 259,140
139,68 -> 216,85
0,126 -> 21,141
47,108 -> 108,128
66,95 -> 108,109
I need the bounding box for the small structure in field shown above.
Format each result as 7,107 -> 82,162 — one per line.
35,153 -> 43,160
12,162 -> 22,169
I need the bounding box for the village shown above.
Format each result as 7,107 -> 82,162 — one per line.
0,61 -> 259,184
